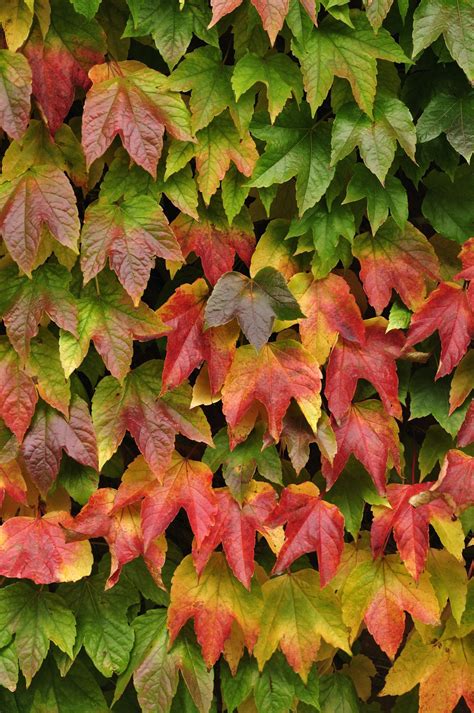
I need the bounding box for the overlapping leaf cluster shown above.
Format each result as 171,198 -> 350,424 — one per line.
0,0 -> 473,710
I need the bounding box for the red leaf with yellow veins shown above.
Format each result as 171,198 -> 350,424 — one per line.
192,482 -> 278,589
0,459 -> 27,506
431,449 -> 474,511
288,272 -> 365,365
209,0 -> 315,44
0,336 -> 37,442
82,60 -> 193,177
157,278 -> 239,394
221,340 -> 322,447
254,569 -> 350,681
325,317 -> 405,421
406,282 -> 474,378
456,237 -> 474,281
370,482 -> 459,580
267,482 -> 344,587
92,361 -> 212,475
321,400 -> 401,496
341,555 -> 440,659
0,263 -> 78,362
353,220 -> 440,313
68,488 -> 166,589
0,166 -> 80,274
0,49 -> 32,140
59,271 -> 167,381
20,396 -> 98,495
81,197 -> 183,305
0,511 -> 93,584
458,400 -> 474,447
172,209 -> 255,286
168,552 -> 262,667
141,451 -> 217,549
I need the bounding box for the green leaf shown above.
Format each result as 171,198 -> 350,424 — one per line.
409,367 -> 470,437
25,657 -> 109,712
344,164 -> 407,234
417,91 -> 474,162
319,673 -> 359,713
418,425 -> 454,479
70,0 -> 101,18
422,166 -> 474,243
220,657 -> 259,713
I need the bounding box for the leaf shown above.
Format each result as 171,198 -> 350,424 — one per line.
171,209 -> 255,286
59,271 -> 167,381
91,360 -> 212,474
412,0 -> 474,82
456,237 -> 474,281
0,0 -> 35,52
268,481 -> 344,587
20,396 -> 98,495
331,96 -> 416,183
325,317 -> 405,421
341,554 -> 440,658
431,449 -> 474,511
232,52 -> 303,122
23,0 -> 106,134
406,282 -> 474,378
0,512 -> 93,586
409,366 -> 471,438
458,399 -> 474,447
254,569 -> 350,680
27,328 -> 70,416
282,407 -> 336,475
450,349 -> 474,412
81,196 -> 183,305
82,60 -> 193,176
0,581 -> 76,686
0,166 -> 80,273
205,267 -> 304,350
353,220 -> 440,313
168,553 -> 263,667
381,631 -> 474,713
221,340 -> 321,446
322,399 -> 401,496
157,278 -> 238,393
25,658 -> 109,713
249,220 -> 303,281
0,49 -> 32,140
319,672 -> 359,713
249,104 -> 335,216
0,336 -> 37,442
192,482 -> 278,588
343,163 -> 408,235
0,459 -> 27,507
422,166 -> 474,243
286,272 -> 365,364
59,569 -> 139,677
426,548 -> 468,626
417,91 -> 474,162
292,11 -> 409,117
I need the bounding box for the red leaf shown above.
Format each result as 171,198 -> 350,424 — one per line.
406,282 -> 474,378
0,337 -> 37,442
0,512 -> 93,584
172,212 -> 255,286
192,482 -> 277,589
209,0 -> 315,44
268,482 -> 344,587
455,237 -> 474,281
321,400 -> 401,496
157,279 -> 239,393
0,460 -> 27,507
431,449 -> 474,511
325,317 -> 405,421
458,399 -> 474,447
21,396 -> 98,496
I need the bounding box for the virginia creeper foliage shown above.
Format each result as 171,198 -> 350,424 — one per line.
0,0 -> 473,711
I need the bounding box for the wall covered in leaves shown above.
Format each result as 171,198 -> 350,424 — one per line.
0,0 -> 473,710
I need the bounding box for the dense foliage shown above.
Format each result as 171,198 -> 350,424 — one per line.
0,0 -> 473,710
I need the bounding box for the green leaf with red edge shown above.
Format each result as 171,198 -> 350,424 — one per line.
23,0 -> 106,134
91,360 -> 212,474
321,399 -> 401,496
341,554 -> 440,659
456,237 -> 474,281
0,49 -> 32,140
254,569 -> 350,681
406,282 -> 474,379
82,60 -> 193,177
157,278 -> 239,394
325,317 -> 405,421
59,270 -> 167,381
430,449 -> 474,512
285,272 -> 365,365
20,395 -> 98,495
0,512 -> 93,586
370,482 -> 464,581
0,262 -> 78,361
0,166 -> 80,274
267,482 -> 344,587
81,196 -> 183,305
172,208 -> 255,286
205,267 -> 304,350
221,339 -> 321,447
167,552 -> 263,667
0,336 -> 37,442
353,219 -> 440,313
192,481 -> 278,589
